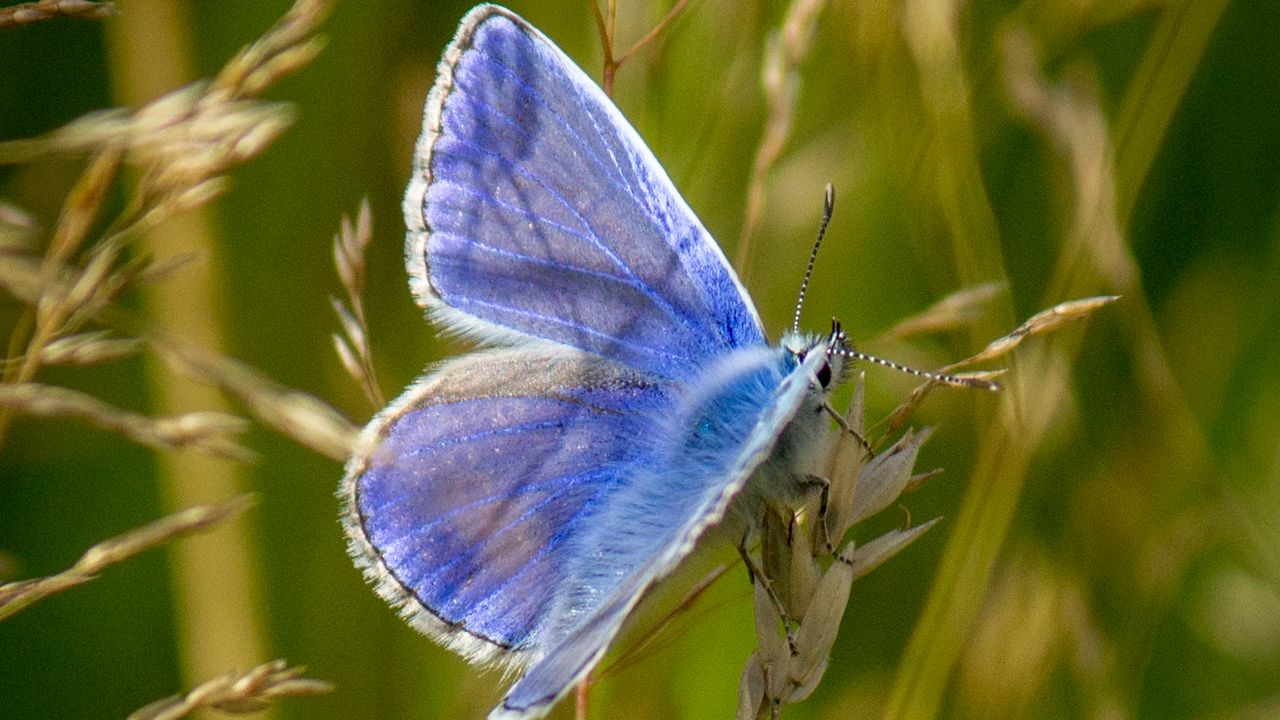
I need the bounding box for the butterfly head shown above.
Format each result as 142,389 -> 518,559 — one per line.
781,318 -> 854,393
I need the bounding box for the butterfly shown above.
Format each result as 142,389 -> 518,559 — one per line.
340,5 -> 986,718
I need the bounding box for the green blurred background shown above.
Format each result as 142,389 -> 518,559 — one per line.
2,0 -> 1278,718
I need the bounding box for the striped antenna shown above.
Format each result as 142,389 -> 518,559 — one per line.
835,347 -> 1001,391
792,184 -> 836,335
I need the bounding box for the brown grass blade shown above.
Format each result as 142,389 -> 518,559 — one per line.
127,658 -> 332,720
0,382 -> 252,460
0,495 -> 254,621
876,282 -> 1006,341
0,0 -> 114,29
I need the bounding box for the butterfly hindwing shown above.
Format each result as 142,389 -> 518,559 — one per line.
405,5 -> 767,378
340,345 -> 674,667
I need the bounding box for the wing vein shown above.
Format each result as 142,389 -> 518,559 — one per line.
467,47 -> 649,216
430,172 -> 712,339
442,293 -> 692,362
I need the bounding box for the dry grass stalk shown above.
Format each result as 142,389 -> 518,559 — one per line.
876,282 -> 1006,342
331,199 -> 385,409
877,295 -> 1118,443
151,340 -> 358,461
0,495 -> 254,621
0,249 -> 357,460
737,379 -> 941,719
127,658 -> 332,720
589,0 -> 693,96
734,0 -> 830,276
0,382 -> 252,461
0,0 -> 114,28
0,0 -> 330,236
0,0 -> 337,459
0,151 -> 122,443
38,330 -> 143,366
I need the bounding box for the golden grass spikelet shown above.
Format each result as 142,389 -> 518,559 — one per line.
209,0 -> 332,102
0,382 -> 253,461
151,340 -> 358,461
877,294 -> 1118,443
737,381 -> 940,720
0,247 -> 357,459
0,495 -> 254,621
0,0 -> 114,29
877,282 -> 1007,341
38,330 -> 143,366
0,0 -> 329,234
735,0 -> 831,274
330,199 -> 384,409
962,295 -> 1122,366
127,658 -> 332,720
0,152 -> 122,442
0,0 -> 334,453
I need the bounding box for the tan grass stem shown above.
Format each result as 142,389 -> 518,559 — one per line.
734,0 -> 829,279
105,1 -> 270,714
127,659 -> 332,720
0,496 -> 254,622
0,0 -> 115,28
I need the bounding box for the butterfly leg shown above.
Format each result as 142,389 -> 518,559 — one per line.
796,474 -> 835,555
821,401 -> 874,457
737,529 -> 799,656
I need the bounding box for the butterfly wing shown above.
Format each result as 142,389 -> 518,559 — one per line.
340,345 -> 674,667
405,5 -> 766,379
493,348 -> 827,719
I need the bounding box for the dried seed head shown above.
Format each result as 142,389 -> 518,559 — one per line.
737,379 -> 942,720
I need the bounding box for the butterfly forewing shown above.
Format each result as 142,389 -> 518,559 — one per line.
406,7 -> 766,379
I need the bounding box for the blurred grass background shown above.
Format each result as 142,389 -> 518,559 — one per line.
1,0 -> 1278,719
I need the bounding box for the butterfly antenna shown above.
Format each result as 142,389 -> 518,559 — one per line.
792,184 -> 836,335
835,346 -> 1001,391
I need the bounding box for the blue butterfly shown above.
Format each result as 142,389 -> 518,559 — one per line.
341,5 -> 948,718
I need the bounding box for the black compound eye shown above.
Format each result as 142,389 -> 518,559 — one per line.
816,361 -> 832,388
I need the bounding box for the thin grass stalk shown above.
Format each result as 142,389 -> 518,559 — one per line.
885,4 -> 1223,716
0,0 -> 115,28
878,3 -> 1039,718
901,0 -> 1008,291
591,0 -> 692,97
128,659 -> 332,720
104,1 -> 270,712
1102,0 -> 1228,481
884,360 -> 1065,720
733,0 -> 829,279
1015,11 -> 1225,706
1113,0 -> 1230,227
0,496 -> 254,622
0,150 -> 121,445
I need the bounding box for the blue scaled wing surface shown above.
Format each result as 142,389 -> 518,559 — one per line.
403,4 -> 765,379
344,4 -> 818,719
342,346 -> 823,717
341,346 -> 675,667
